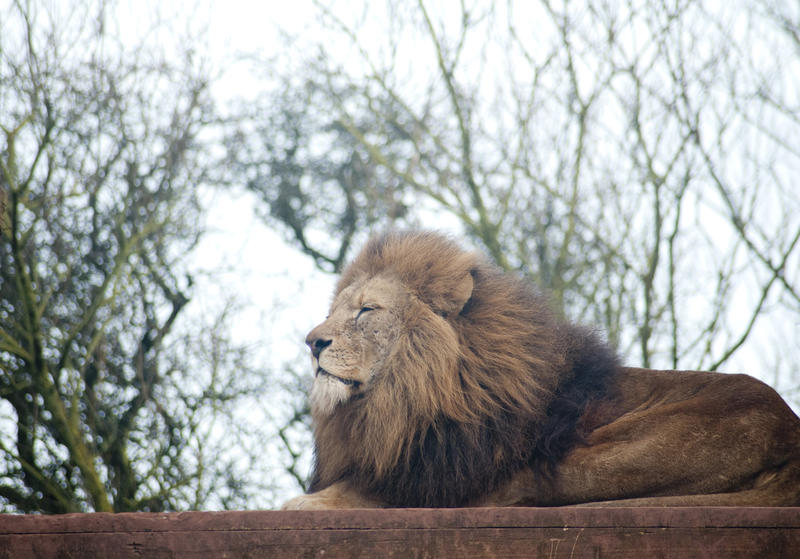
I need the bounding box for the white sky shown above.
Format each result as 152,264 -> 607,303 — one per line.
180,0 -> 336,366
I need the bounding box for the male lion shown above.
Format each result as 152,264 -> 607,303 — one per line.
282,231 -> 800,509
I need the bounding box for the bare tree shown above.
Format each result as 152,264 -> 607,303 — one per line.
223,74 -> 416,273
0,0 -> 266,512
230,0 -> 800,389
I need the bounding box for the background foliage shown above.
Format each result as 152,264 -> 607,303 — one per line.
0,0 -> 271,512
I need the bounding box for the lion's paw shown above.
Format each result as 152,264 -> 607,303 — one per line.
280,493 -> 334,510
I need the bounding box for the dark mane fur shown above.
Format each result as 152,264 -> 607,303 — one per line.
309,231 -> 619,507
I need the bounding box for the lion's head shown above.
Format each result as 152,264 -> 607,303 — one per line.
304,230 -> 616,507
305,239 -> 475,419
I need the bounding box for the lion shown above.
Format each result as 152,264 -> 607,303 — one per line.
282,230 -> 800,509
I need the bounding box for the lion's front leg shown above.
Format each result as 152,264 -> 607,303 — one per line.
280,481 -> 385,510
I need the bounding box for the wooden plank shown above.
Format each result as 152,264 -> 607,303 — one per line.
1,507 -> 798,558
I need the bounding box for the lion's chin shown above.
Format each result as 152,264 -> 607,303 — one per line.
310,373 -> 355,416
316,368 -> 361,387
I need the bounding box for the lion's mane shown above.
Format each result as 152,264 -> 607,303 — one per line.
309,231 -> 619,507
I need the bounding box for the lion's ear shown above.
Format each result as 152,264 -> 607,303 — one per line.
437,272 -> 473,317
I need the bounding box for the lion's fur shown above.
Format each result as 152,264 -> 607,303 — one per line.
284,230 -> 800,510
308,231 -> 618,507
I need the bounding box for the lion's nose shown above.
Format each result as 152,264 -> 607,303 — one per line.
307,336 -> 332,359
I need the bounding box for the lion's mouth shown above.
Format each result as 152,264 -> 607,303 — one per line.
316,368 -> 361,388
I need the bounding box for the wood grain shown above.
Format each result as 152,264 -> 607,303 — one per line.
1,507 -> 798,558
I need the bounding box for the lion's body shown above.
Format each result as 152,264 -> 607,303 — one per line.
282,231 -> 800,509
481,367 -> 800,507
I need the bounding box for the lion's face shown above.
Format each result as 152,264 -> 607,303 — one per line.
305,275 -> 411,416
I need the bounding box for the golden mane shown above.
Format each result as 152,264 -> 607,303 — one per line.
309,231 -> 618,507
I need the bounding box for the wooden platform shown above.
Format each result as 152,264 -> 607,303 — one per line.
1,507 -> 799,557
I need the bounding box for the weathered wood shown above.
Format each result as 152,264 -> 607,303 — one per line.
1,507 -> 798,558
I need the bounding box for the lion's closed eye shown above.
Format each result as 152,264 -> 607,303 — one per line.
356,306 -> 377,320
